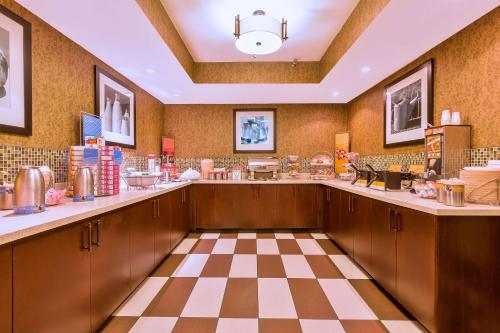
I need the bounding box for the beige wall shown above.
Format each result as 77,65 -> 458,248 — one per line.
0,0 -> 164,156
347,7 -> 500,156
163,104 -> 348,157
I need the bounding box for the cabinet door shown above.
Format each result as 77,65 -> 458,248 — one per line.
128,200 -> 156,290
371,200 -> 397,295
155,194 -> 171,264
352,194 -> 372,273
13,221 -> 91,333
0,244 -> 12,333
396,207 -> 436,331
90,213 -> 130,332
169,189 -> 184,250
182,187 -> 191,236
275,185 -> 296,228
257,185 -> 277,229
296,185 -> 318,228
337,191 -> 354,256
193,185 -> 215,229
236,185 -> 259,228
330,188 -> 342,238
213,185 -> 238,228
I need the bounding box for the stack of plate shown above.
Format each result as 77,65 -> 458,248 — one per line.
459,161 -> 500,203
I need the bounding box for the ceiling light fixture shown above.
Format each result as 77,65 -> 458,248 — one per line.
360,66 -> 371,73
145,68 -> 156,74
332,91 -> 340,97
234,10 -> 288,55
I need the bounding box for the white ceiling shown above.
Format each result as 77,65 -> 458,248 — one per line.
16,0 -> 498,105
160,0 -> 359,62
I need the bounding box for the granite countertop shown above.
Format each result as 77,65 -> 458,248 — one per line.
1,178 -> 498,246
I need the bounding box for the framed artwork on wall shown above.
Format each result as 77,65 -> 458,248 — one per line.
0,4 -> 31,135
95,66 -> 136,149
233,108 -> 276,153
384,59 -> 433,147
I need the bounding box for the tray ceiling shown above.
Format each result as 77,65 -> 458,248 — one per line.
160,0 -> 359,62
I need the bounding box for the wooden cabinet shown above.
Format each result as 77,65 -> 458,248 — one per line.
128,200 -> 156,290
13,221 -> 92,333
396,206 -> 436,332
170,187 -> 190,250
275,185 -> 296,228
352,194 -> 372,273
154,194 -> 171,264
193,185 -> 215,229
295,184 -> 318,228
0,244 -> 12,333
90,212 -> 131,332
370,199 -> 397,295
323,187 -> 340,238
236,185 -> 260,228
338,191 -> 354,256
257,185 -> 277,228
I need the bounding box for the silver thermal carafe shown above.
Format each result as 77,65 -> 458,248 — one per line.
13,166 -> 46,214
73,166 -> 95,202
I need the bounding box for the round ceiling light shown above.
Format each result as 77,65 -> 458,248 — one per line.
234,10 -> 288,55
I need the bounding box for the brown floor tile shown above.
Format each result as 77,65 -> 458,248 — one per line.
276,239 -> 303,254
219,233 -> 238,239
293,232 -> 312,239
200,254 -> 233,277
190,239 -> 217,254
151,254 -> 186,277
101,317 -> 138,333
257,233 -> 276,239
288,278 -> 338,319
234,239 -> 257,254
341,320 -> 389,333
259,319 -> 302,333
186,233 -> 201,239
144,277 -> 197,317
172,317 -> 218,333
350,280 -> 409,320
257,255 -> 286,277
316,239 -> 344,254
219,278 -> 258,318
306,255 -> 345,279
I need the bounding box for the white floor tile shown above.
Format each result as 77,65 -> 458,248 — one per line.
238,232 -> 257,239
129,317 -> 177,333
275,233 -> 295,239
258,278 -> 298,319
281,255 -> 316,278
172,254 -> 209,277
329,255 -> 369,279
256,239 -> 280,255
201,233 -> 220,239
229,254 -> 257,278
212,239 -> 237,254
114,277 -> 168,316
296,239 -> 326,255
171,238 -> 198,254
382,320 -> 427,333
216,318 -> 258,333
310,233 -> 329,239
318,279 -> 377,320
181,277 -> 227,317
300,319 -> 346,333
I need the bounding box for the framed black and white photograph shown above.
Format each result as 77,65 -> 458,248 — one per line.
384,59 -> 433,147
95,66 -> 136,149
234,108 -> 276,153
0,5 -> 31,135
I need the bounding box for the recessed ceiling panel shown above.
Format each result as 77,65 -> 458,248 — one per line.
160,0 -> 359,62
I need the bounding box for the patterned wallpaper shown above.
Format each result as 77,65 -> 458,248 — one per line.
0,0 -> 164,156
347,7 -> 500,156
163,104 -> 348,158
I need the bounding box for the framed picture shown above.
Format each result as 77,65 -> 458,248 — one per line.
95,65 -> 136,149
234,108 -> 276,153
384,59 -> 433,147
0,5 -> 31,135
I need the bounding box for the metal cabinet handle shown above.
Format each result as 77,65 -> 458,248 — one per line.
83,222 -> 92,252
351,196 -> 355,213
92,219 -> 101,247
157,199 -> 160,218
152,200 -> 157,218
388,208 -> 395,231
395,211 -> 402,231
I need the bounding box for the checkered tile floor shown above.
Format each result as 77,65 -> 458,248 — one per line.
102,232 -> 427,333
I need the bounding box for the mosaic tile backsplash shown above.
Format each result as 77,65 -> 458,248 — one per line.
1,144 -> 499,184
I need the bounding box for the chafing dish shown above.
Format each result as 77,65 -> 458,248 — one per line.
247,157 -> 279,181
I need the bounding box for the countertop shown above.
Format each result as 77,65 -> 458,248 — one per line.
1,178 -> 498,246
